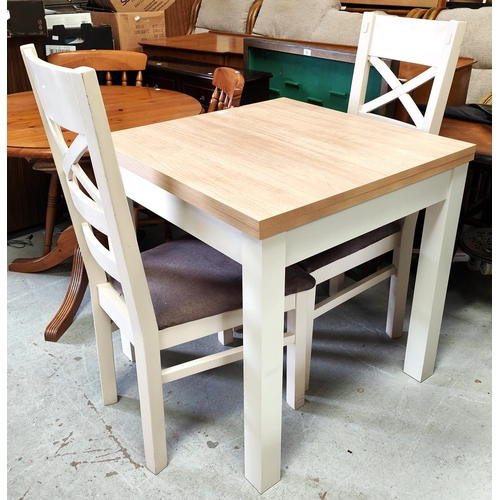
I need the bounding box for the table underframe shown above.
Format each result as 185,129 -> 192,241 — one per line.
120,162 -> 468,493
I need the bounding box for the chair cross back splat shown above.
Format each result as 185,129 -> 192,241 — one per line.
297,12 -> 467,390
348,13 -> 467,134
20,43 -> 314,476
207,67 -> 245,112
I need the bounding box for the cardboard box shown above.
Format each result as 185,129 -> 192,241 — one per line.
7,0 -> 47,37
44,23 -> 114,56
87,0 -> 175,14
91,11 -> 166,52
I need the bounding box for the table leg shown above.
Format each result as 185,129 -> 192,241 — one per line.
8,225 -> 88,342
44,244 -> 89,342
242,233 -> 286,493
404,164 -> 468,382
8,225 -> 77,273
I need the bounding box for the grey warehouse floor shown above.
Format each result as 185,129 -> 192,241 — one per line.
6,224 -> 492,499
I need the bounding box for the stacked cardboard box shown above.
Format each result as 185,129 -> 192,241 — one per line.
44,23 -> 114,56
45,0 -> 175,52
90,10 -> 167,52
87,0 -> 174,13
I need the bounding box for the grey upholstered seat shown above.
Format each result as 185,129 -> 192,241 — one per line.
116,237 -> 315,330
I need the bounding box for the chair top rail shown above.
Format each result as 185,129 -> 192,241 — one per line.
47,50 -> 147,72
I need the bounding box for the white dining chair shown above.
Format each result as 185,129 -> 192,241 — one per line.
298,11 -> 467,388
20,43 -> 315,475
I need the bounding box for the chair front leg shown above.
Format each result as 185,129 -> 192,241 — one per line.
287,289 -> 315,407
386,212 -> 418,338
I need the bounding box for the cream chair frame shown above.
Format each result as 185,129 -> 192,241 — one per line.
299,12 -> 467,387
20,43 -> 314,477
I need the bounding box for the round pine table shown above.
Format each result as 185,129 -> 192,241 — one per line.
7,86 -> 203,341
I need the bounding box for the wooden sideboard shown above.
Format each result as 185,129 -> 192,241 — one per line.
164,0 -> 196,36
141,32 -> 247,68
141,33 -> 474,113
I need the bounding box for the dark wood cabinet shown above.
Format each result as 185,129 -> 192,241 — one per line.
145,59 -> 271,111
7,36 -> 51,235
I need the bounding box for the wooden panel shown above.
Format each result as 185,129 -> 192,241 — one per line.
7,36 -> 46,94
164,0 -> 196,37
7,36 -> 49,234
7,158 -> 51,234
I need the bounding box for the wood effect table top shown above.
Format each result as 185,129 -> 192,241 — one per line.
113,97 -> 476,240
7,86 -> 203,159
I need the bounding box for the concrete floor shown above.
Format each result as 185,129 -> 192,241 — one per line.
6,224 -> 492,499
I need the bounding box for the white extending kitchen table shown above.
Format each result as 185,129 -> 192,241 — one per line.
112,98 -> 475,493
